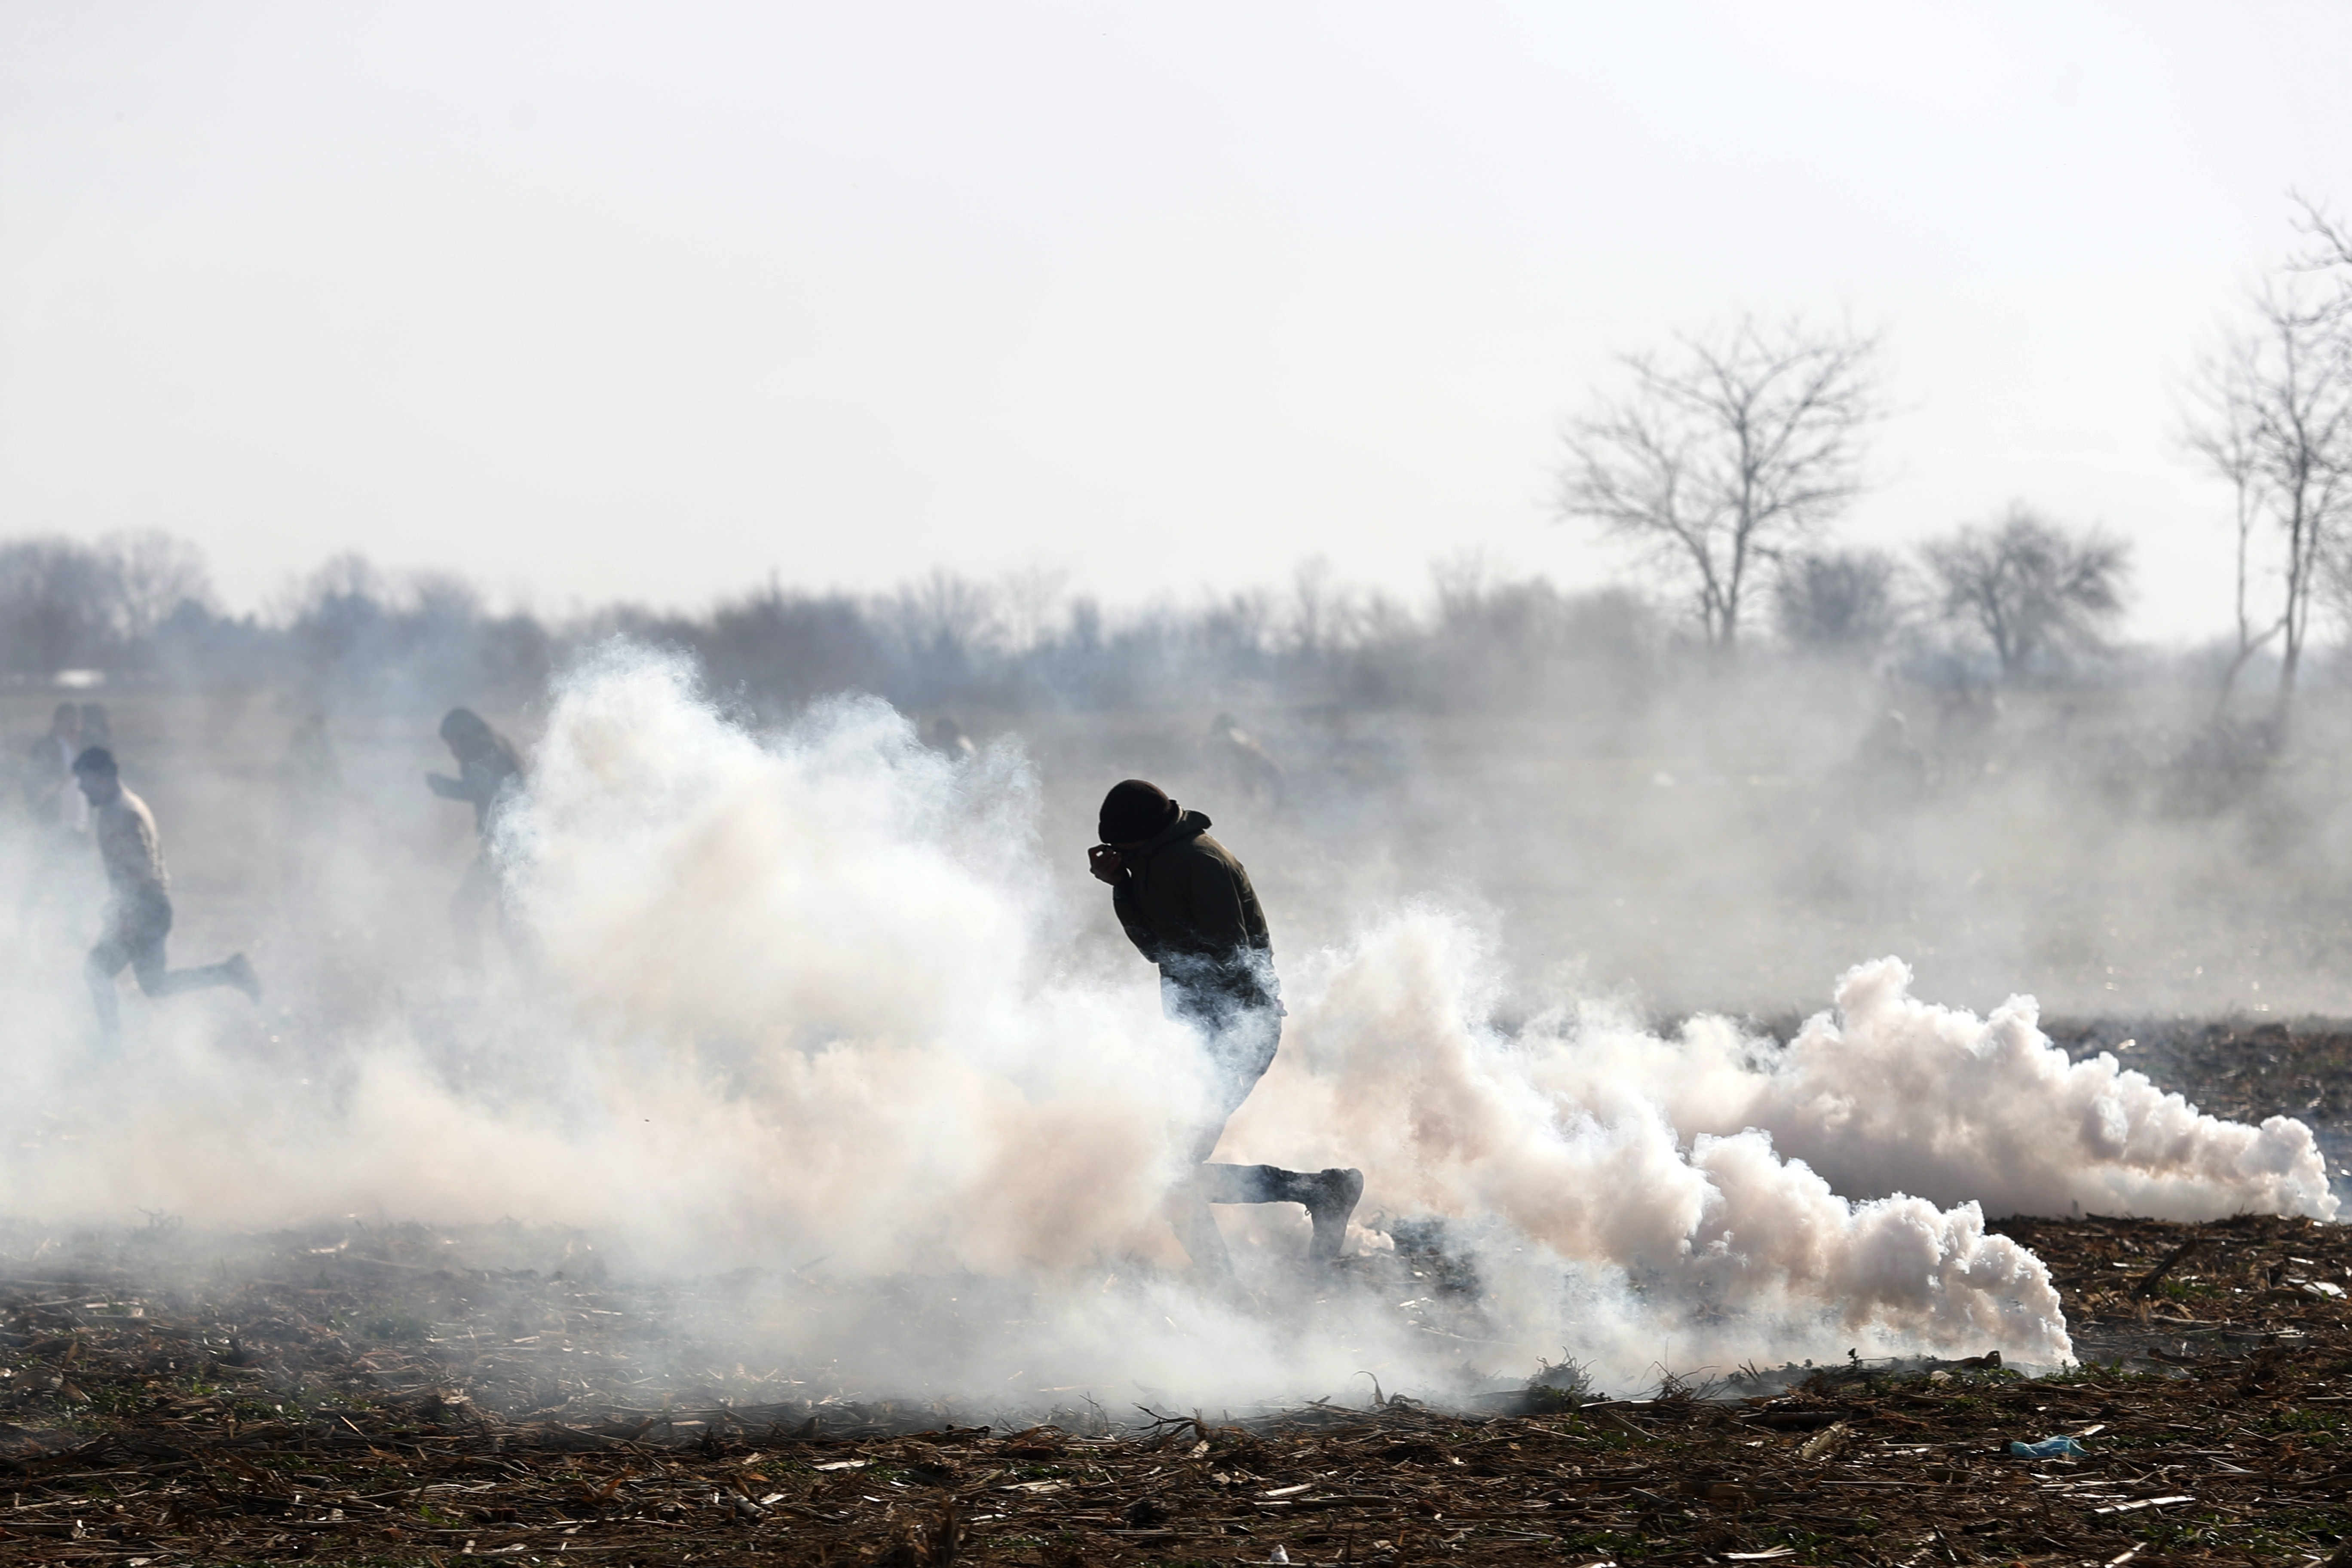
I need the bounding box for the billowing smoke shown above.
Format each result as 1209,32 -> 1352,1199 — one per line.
1239,915 -> 2071,1372
0,645 -> 2331,1396
1537,959 -> 2337,1225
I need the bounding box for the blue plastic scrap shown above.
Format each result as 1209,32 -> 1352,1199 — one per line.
2007,1435 -> 2087,1458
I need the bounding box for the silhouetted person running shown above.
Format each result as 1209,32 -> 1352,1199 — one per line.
426,707 -> 523,968
73,747 -> 260,1042
1089,778 -> 1361,1277
1203,712 -> 1284,806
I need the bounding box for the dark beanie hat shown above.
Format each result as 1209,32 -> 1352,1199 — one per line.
1099,778 -> 1177,843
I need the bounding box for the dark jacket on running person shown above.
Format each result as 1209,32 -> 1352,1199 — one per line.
429,729 -> 523,836
1111,809 -> 1278,1017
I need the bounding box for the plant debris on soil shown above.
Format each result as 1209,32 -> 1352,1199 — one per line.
8,1016 -> 2352,1568
3,1211 -> 2348,1566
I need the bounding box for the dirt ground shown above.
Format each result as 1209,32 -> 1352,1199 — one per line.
5,1011 -> 2352,1567
3,1214 -> 2349,1566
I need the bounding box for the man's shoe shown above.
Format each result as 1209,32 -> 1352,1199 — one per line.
1303,1167 -> 1364,1264
224,952 -> 263,1004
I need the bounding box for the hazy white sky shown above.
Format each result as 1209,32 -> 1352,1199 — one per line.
3,2 -> 2348,638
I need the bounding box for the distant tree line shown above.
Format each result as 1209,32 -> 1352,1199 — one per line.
0,520 -> 2171,726
0,531 -> 216,675
581,558 -> 1673,720
0,530 -> 1682,720
1767,506 -> 2131,682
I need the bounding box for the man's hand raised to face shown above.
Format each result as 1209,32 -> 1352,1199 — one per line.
1088,845 -> 1128,885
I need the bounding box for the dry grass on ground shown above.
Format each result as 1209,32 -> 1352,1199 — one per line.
1,1209 -> 2349,1566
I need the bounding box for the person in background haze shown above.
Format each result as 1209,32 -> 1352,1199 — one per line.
1203,712 -> 1284,805
77,702 -> 110,750
426,707 -> 524,968
1089,778 -> 1361,1277
72,746 -> 260,1042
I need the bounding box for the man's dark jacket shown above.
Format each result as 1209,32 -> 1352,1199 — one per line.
1111,809 -> 1279,1019
428,733 -> 523,836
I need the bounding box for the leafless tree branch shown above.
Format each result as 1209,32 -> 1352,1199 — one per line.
1558,315 -> 1883,649
1923,505 -> 2131,681
2184,271 -> 2352,718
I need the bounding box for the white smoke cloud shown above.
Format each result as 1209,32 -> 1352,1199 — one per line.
1,645 -> 2334,1395
1528,956 -> 2338,1226
1230,913 -> 2070,1373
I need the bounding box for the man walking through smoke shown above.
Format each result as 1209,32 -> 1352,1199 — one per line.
1089,778 -> 1361,1276
73,747 -> 260,1041
427,707 -> 524,968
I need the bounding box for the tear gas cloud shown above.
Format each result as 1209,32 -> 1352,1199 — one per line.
0,640 -> 2333,1400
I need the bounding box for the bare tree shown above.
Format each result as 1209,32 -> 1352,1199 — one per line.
2185,359 -> 2282,709
104,529 -> 216,641
1922,505 -> 2130,681
1289,556 -> 1363,657
1194,588 -> 1276,667
886,570 -> 1003,665
1773,548 -> 1908,657
2184,279 -> 2352,714
996,565 -> 1069,653
1558,315 -> 1883,649
0,537 -> 120,673
2289,187 -> 2352,276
